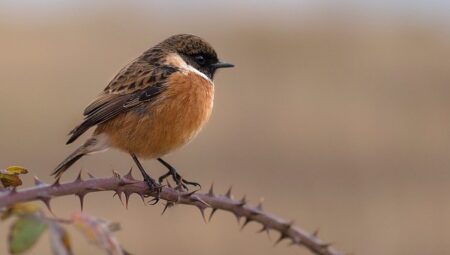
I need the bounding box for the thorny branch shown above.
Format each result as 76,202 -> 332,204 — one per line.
0,170 -> 345,255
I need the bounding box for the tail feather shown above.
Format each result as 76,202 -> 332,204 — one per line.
66,125 -> 89,145
52,134 -> 111,178
52,147 -> 86,178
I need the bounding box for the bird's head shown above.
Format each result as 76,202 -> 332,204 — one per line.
158,34 -> 234,80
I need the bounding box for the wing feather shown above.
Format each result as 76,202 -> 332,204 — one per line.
66,58 -> 177,144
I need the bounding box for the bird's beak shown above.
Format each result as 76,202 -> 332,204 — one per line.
211,60 -> 234,69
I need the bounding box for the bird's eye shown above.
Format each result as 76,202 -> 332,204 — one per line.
194,55 -> 206,65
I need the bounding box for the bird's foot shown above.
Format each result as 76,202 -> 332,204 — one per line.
142,175 -> 162,205
131,153 -> 162,204
158,171 -> 201,191
156,158 -> 201,191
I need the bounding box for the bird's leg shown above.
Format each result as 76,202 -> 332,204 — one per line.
157,158 -> 201,190
131,154 -> 161,202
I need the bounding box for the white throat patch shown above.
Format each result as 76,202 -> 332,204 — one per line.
165,53 -> 213,83
186,64 -> 212,83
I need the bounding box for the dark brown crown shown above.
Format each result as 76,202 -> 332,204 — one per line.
159,34 -> 217,58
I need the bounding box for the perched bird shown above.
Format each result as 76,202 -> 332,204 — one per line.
52,34 -> 234,193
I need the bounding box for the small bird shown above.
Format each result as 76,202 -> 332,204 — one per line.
52,34 -> 234,192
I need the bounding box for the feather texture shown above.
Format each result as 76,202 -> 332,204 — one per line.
66,59 -> 178,144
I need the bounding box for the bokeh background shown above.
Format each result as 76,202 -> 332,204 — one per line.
1,1 -> 450,255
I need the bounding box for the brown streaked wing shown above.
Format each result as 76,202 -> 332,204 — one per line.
66,58 -> 163,144
84,59 -> 155,116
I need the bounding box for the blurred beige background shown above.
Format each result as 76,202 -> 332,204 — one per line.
1,1 -> 450,255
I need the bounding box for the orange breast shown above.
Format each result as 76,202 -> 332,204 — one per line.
96,71 -> 214,158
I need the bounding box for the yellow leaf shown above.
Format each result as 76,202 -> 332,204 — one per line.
0,166 -> 28,188
0,174 -> 22,187
5,166 -> 28,175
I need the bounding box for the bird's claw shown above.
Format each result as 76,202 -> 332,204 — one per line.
143,176 -> 162,204
158,172 -> 200,191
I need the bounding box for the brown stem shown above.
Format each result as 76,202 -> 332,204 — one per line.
0,170 -> 345,255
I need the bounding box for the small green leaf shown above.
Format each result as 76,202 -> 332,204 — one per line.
9,216 -> 48,254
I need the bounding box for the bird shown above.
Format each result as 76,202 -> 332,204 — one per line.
52,34 -> 234,194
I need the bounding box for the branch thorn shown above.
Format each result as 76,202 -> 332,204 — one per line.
238,195 -> 247,206
256,197 -> 264,211
240,217 -> 252,230
225,186 -> 233,199
75,169 -> 83,183
124,191 -> 131,209
161,202 -> 174,215
38,195 -> 54,215
138,193 -> 146,204
275,233 -> 289,245
197,206 -> 207,223
76,192 -> 85,211
191,195 -> 210,208
312,228 -> 320,238
208,208 -> 218,221
123,167 -> 135,181
257,225 -> 272,240
208,182 -> 215,196
113,190 -> 124,206
52,177 -> 61,187
181,190 -> 198,199
282,220 -> 295,230
33,176 -> 46,186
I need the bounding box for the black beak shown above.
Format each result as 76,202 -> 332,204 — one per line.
211,60 -> 234,69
